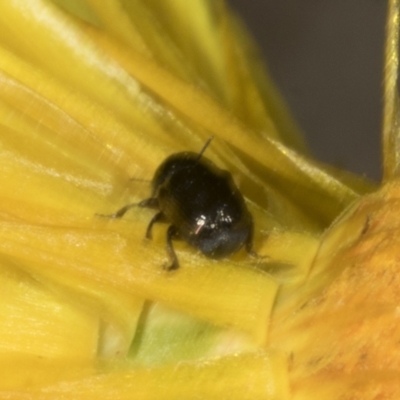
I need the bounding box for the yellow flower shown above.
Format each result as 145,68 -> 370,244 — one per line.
0,0 -> 397,398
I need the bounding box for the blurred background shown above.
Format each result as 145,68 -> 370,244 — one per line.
229,0 -> 387,182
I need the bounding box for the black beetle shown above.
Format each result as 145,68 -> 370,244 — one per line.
105,138 -> 255,270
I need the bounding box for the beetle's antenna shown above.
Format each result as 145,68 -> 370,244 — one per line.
196,136 -> 214,161
130,177 -> 151,183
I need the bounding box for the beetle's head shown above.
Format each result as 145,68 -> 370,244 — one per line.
192,210 -> 253,259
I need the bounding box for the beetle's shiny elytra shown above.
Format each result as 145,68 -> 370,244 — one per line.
106,138 -> 255,270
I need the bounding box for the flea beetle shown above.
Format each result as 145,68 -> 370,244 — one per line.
105,138 -> 255,270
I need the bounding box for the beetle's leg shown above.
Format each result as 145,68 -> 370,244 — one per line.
97,198 -> 159,219
97,203 -> 137,219
245,219 -> 258,258
165,225 -> 179,271
245,235 -> 256,256
138,197 -> 159,209
145,211 -> 166,240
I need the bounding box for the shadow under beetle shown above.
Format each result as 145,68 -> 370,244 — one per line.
104,138 -> 255,270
